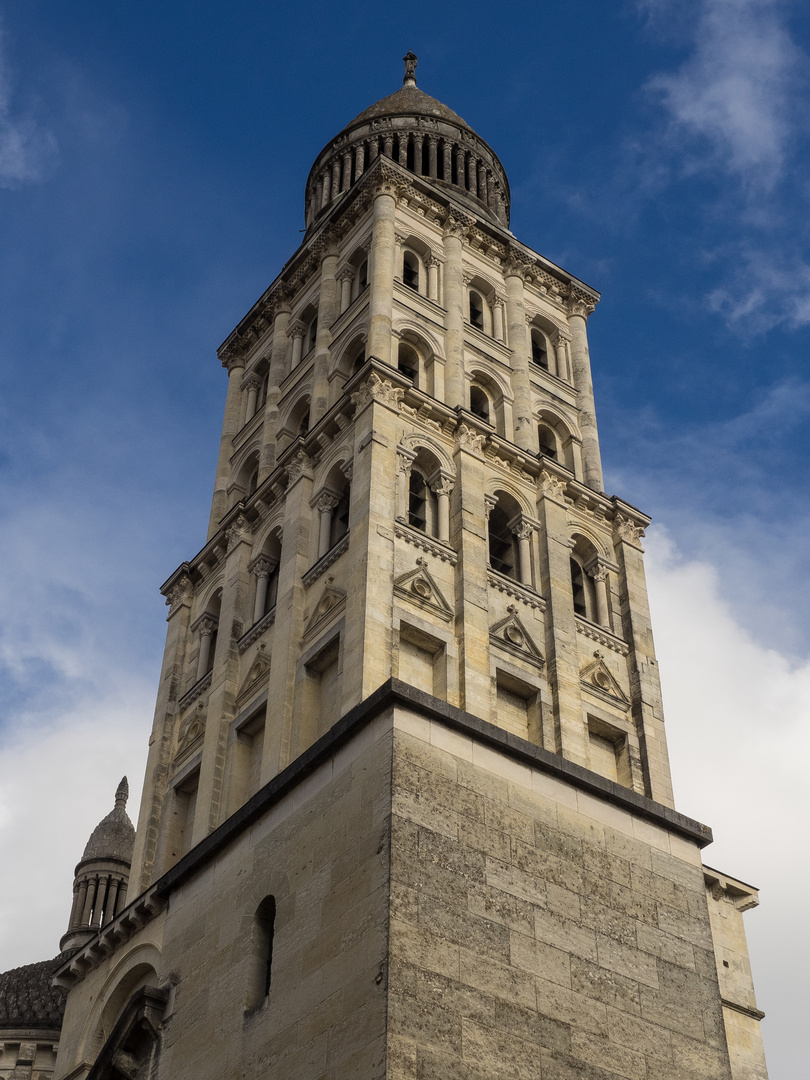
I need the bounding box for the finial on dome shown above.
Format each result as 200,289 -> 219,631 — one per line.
403,51 -> 418,87
115,776 -> 129,810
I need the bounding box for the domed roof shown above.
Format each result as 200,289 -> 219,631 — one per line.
305,52 -> 510,231
81,777 -> 135,864
345,83 -> 471,134
0,957 -> 66,1032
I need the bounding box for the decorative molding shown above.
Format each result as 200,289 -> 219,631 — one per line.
490,605 -> 544,669
580,650 -> 630,709
393,521 -> 458,564
237,607 -> 277,654
237,642 -> 272,698
178,670 -> 212,710
613,512 -> 646,548
487,570 -> 546,611
351,371 -> 405,413
537,467 -> 567,501
302,532 -> 350,587
455,423 -> 487,455
574,615 -> 629,655
304,576 -> 347,638
394,557 -> 454,622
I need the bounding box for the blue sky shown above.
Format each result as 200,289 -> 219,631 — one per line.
1,2 -> 808,1073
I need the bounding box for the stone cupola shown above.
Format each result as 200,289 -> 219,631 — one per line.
59,778 -> 135,954
304,51 -> 510,231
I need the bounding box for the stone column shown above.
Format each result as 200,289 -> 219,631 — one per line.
106,877 -> 120,923
428,135 -> 438,177
341,151 -> 352,192
354,142 -> 365,177
430,470 -> 454,544
394,232 -> 406,278
369,138 -> 379,162
383,133 -> 394,158
504,255 -> 535,453
366,179 -> 398,365
289,324 -> 305,370
487,172 -> 495,208
590,565 -> 610,628
413,135 -> 423,175
338,268 -> 354,313
568,297 -> 603,491
398,134 -> 408,166
513,519 -> 535,588
207,346 -> 246,539
396,447 -> 415,522
477,161 -> 487,200
331,158 -> 341,200
321,169 -> 331,209
454,144 -> 464,187
315,492 -> 339,558
251,555 -> 276,624
243,373 -> 261,422
442,141 -> 451,182
81,877 -> 98,926
536,468 -> 586,763
443,211 -> 470,406
195,613 -> 218,680
492,296 -> 505,342
552,329 -> 569,381
259,300 -> 291,482
427,257 -> 440,303
311,244 -> 339,425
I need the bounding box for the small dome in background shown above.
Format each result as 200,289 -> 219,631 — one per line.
80,777 -> 134,864
0,957 -> 66,1031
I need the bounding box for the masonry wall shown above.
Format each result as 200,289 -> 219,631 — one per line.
387,710 -> 734,1080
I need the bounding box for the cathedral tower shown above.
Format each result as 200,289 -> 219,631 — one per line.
51,57 -> 768,1080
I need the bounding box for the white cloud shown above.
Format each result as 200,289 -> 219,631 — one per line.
645,527 -> 810,1073
0,25 -> 57,187
642,0 -> 804,191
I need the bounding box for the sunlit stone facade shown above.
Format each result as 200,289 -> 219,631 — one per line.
45,56 -> 767,1080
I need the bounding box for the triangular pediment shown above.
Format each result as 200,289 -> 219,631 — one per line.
580,652 -> 629,708
304,577 -> 347,638
238,644 -> 272,700
489,607 -> 544,668
394,557 -> 453,622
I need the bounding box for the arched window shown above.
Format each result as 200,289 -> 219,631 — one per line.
357,259 -> 368,293
488,504 -> 517,578
248,895 -> 276,1007
469,384 -> 491,424
398,342 -> 419,385
306,315 -> 318,355
403,251 -> 419,291
570,537 -> 598,621
331,481 -> 350,547
408,469 -> 438,536
469,291 -> 485,331
531,329 -> 549,370
537,425 -> 557,460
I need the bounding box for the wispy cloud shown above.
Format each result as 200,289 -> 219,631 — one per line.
0,25 -> 56,186
641,0 -> 804,191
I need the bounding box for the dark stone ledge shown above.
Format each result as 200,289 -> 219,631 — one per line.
155,679 -> 712,902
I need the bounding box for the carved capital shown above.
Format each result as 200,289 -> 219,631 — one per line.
397,447 -> 417,475
483,494 -> 498,520
241,372 -> 263,393
286,449 -> 311,484
504,245 -> 531,281
249,554 -> 277,579
537,468 -> 566,501
566,291 -> 598,319
613,513 -> 645,547
443,208 -> 475,240
351,371 -> 404,412
428,469 -> 454,497
336,266 -> 355,283
226,514 -> 251,551
194,612 -> 219,638
510,516 -> 539,541
218,338 -> 247,372
314,491 -> 340,514
341,458 -> 354,483
289,323 -> 307,341
164,574 -> 193,612
455,423 -> 487,455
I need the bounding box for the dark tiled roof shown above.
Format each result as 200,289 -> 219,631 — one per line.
0,956 -> 66,1031
346,85 -> 470,132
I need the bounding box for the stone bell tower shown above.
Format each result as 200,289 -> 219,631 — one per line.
52,55 -> 768,1080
